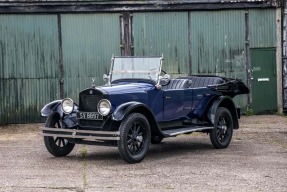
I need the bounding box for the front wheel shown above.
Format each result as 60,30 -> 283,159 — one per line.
209,107 -> 233,149
118,113 -> 151,164
44,112 -> 75,157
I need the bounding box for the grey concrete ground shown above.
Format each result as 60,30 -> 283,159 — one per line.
0,115 -> 286,192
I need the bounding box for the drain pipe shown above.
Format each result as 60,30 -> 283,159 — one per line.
245,10 -> 252,109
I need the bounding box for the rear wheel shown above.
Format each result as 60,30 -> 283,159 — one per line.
210,107 -> 233,149
44,112 -> 75,157
118,113 -> 151,163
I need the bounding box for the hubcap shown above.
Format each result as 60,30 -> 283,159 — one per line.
217,116 -> 229,142
53,120 -> 68,147
127,122 -> 145,155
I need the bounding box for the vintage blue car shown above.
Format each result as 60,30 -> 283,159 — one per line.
40,56 -> 249,163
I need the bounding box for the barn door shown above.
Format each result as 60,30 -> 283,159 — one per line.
251,48 -> 277,114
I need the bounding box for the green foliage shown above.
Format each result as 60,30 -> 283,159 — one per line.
246,106 -> 254,116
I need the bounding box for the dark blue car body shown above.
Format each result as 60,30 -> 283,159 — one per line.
40,56 -> 249,163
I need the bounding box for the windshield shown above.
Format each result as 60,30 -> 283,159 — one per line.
110,57 -> 162,83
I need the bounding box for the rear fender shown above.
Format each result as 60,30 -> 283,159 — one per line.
208,96 -> 239,129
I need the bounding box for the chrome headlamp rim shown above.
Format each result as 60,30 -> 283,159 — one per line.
61,98 -> 74,114
97,99 -> 111,116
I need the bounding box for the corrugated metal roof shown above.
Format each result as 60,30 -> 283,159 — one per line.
0,0 -> 276,3
0,0 -> 277,14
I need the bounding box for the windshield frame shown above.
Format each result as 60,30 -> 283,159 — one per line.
108,56 -> 163,85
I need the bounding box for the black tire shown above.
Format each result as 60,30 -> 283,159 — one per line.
210,107 -> 233,149
118,113 -> 151,164
151,135 -> 164,144
44,112 -> 75,157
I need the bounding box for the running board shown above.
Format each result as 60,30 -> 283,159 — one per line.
162,126 -> 213,137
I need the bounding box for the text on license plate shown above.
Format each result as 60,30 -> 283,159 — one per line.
77,112 -> 103,120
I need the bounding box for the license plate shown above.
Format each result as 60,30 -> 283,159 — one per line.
76,112 -> 103,120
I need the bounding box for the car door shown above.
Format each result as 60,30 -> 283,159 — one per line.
163,89 -> 193,121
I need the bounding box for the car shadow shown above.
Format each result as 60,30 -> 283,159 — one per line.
62,137 -> 214,165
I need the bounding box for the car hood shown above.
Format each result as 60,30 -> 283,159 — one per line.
100,83 -> 155,95
97,83 -> 157,109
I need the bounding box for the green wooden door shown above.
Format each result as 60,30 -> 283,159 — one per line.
251,48 -> 277,114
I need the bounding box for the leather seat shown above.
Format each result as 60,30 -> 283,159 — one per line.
189,77 -> 224,88
161,79 -> 190,90
177,76 -> 224,88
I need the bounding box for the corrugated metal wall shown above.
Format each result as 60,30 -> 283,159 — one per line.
61,14 -> 121,103
133,10 -> 248,108
190,10 -> 247,108
0,15 -> 59,124
0,8 -> 278,124
132,9 -> 276,109
249,9 -> 277,48
0,14 -> 121,124
133,12 -> 189,76
190,11 -> 246,77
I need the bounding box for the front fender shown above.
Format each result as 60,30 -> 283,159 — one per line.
112,102 -> 150,121
41,100 -> 63,117
112,101 -> 164,137
208,96 -> 239,129
41,100 -> 79,118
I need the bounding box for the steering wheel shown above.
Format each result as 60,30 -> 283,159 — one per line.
161,70 -> 167,75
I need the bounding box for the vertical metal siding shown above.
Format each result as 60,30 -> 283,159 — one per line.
0,9 -> 278,124
190,10 -> 247,108
133,12 -> 189,76
0,15 -> 59,124
249,9 -> 276,48
61,14 -> 121,103
283,5 -> 287,109
190,11 -> 246,77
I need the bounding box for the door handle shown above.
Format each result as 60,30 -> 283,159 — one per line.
165,96 -> 171,99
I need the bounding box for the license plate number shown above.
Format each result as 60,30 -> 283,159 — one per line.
76,112 -> 103,120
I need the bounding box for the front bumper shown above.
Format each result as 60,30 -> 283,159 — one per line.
39,127 -> 120,141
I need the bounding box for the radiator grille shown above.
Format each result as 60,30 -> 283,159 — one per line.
79,95 -> 101,112
78,89 -> 106,128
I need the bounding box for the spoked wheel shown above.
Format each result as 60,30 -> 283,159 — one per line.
118,113 -> 151,164
44,112 -> 75,157
210,107 -> 233,149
